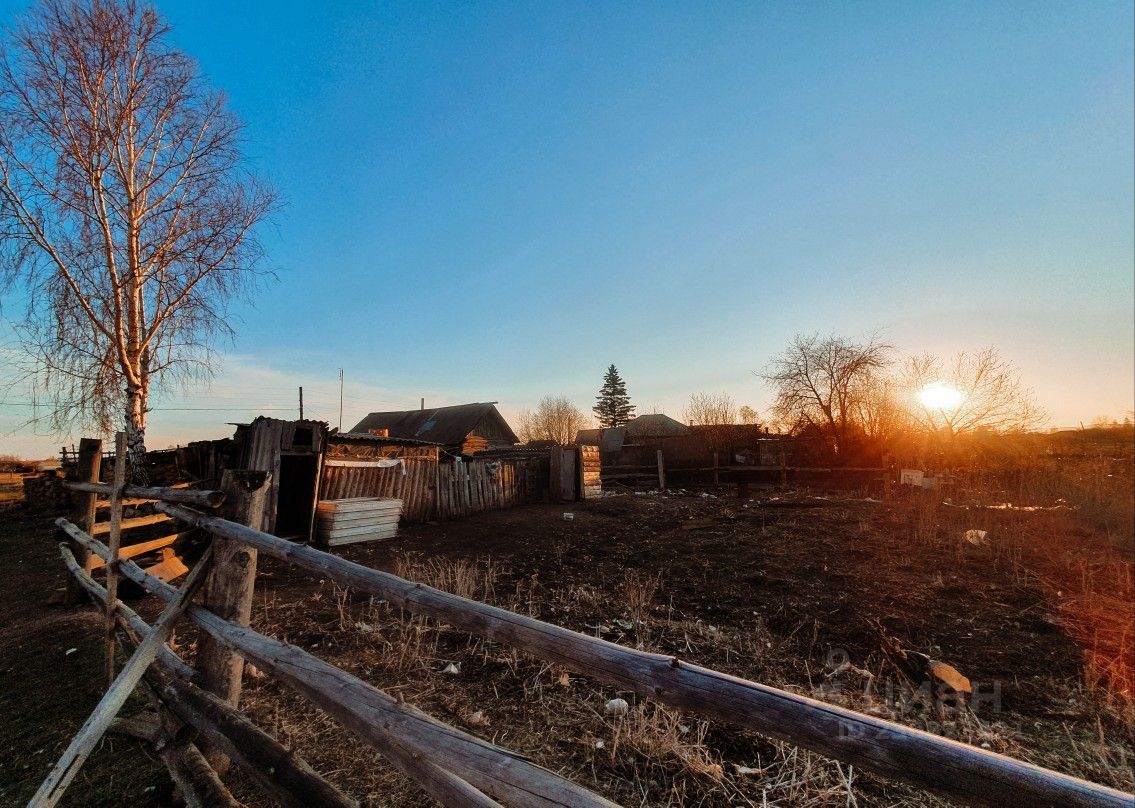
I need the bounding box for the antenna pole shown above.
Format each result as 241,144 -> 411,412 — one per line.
298,386 -> 304,420
338,369 -> 344,431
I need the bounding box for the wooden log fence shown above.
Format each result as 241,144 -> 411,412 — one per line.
65,522 -> 616,808
41,476 -> 1132,808
30,547 -> 215,807
151,499 -> 1132,808
59,544 -> 357,808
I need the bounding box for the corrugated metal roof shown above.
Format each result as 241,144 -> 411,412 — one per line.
329,431 -> 443,447
350,403 -> 519,447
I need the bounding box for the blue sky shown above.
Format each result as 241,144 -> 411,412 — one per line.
2,1 -> 1133,455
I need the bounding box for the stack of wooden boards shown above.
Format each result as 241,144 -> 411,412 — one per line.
316,497 -> 402,546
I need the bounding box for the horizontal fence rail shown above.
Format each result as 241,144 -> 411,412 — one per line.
63,481 -> 225,509
149,500 -> 1134,808
63,519 -> 619,808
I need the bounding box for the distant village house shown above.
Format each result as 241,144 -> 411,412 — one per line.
351,402 -> 519,457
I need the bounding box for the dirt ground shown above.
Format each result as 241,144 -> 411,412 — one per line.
2,480 -> 1133,806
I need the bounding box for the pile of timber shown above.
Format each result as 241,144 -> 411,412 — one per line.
316,498 -> 401,546
21,470 -> 71,510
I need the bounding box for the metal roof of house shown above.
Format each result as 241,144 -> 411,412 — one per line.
350,403 -> 519,447
624,414 -> 690,438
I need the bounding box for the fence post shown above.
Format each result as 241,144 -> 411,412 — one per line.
713,452 -> 719,486
656,450 -> 665,490
64,437 -> 102,606
104,432 -> 127,686
196,470 -> 270,708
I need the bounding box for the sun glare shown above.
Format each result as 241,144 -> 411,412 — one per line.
917,382 -> 964,411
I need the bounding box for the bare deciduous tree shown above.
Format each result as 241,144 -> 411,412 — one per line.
904,347 -> 1045,436
762,332 -> 893,454
0,0 -> 276,469
738,405 -> 759,425
684,392 -> 736,426
517,395 -> 588,445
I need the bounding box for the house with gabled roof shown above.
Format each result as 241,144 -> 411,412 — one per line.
350,402 -> 519,456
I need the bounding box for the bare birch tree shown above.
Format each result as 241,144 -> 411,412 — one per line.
684,392 -> 736,426
904,347 -> 1045,436
517,395 -> 588,445
762,332 -> 893,455
0,0 -> 276,469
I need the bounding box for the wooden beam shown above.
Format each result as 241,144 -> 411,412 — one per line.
152,503 -> 1133,808
59,542 -> 196,680
153,669 -> 360,808
655,450 -> 665,490
72,527 -> 614,808
91,513 -> 173,535
65,480 -> 224,508
85,533 -> 186,569
30,546 -> 214,808
64,438 -> 101,605
159,740 -> 243,808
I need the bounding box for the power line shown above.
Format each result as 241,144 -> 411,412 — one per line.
0,401 -> 301,412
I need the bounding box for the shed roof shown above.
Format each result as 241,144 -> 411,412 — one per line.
329,431 -> 443,447
575,428 -> 602,446
350,402 -> 519,447
624,414 -> 690,438
600,427 -> 627,453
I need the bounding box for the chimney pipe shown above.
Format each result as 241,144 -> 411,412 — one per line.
420,397 -> 425,411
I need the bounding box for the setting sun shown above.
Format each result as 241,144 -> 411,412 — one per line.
917,382 -> 965,411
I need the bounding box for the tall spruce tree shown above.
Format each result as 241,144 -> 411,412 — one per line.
593,364 -> 635,428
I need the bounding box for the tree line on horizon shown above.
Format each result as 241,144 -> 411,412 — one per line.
516,334 -> 1064,463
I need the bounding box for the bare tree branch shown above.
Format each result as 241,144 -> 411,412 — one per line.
761,332 -> 894,455
0,0 -> 277,470
516,395 -> 588,445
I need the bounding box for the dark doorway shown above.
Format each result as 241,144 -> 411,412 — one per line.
276,454 -> 319,539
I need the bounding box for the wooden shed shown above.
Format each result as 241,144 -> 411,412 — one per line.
319,432 -> 442,523
236,417 -> 328,540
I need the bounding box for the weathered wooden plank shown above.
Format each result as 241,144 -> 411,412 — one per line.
91,513 -> 173,535
317,499 -> 402,515
85,533 -> 187,569
153,502 -> 1132,808
64,438 -> 102,605
323,458 -> 401,469
152,665 -> 359,808
29,547 -> 214,808
65,481 -> 223,508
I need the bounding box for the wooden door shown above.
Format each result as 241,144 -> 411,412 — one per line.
559,448 -> 577,501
